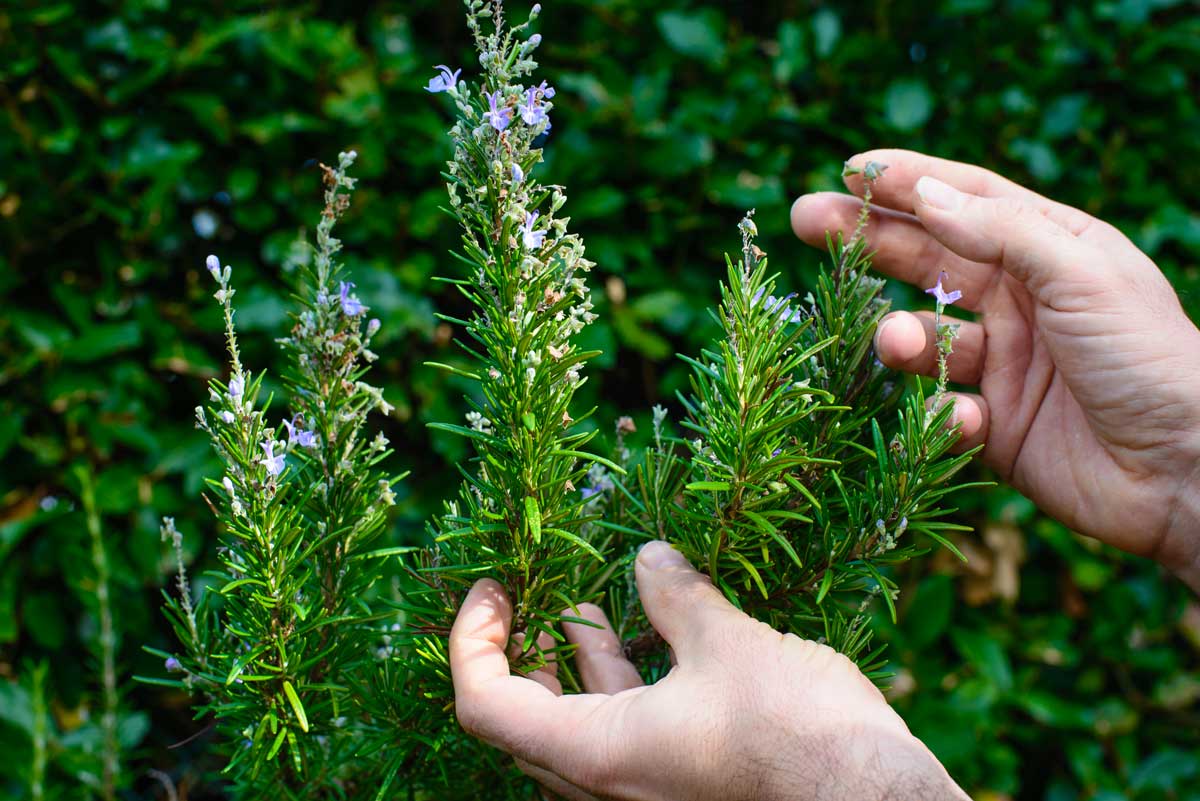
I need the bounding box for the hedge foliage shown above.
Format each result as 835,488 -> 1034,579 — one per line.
1,1 -> 1198,799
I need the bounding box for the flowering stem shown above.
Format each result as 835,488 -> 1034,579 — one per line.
76,466 -> 118,801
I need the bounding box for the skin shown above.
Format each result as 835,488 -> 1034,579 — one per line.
450,150 -> 1200,799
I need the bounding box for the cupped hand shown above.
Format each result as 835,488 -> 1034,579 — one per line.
451,541 -> 968,801
791,149 -> 1200,590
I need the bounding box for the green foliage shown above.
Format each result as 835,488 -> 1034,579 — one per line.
1,1 -> 1197,800
621,205 -> 975,677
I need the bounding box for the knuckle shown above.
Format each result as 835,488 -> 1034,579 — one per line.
987,196 -> 1029,225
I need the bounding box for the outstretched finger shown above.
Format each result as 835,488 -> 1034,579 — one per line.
561,604 -> 644,695
875,310 -> 986,385
842,149 -> 1097,236
910,176 -> 1110,305
790,192 -> 996,310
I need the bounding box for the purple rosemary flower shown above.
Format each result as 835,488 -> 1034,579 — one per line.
537,80 -> 556,99
580,486 -> 602,500
340,281 -> 366,316
521,212 -> 546,250
483,90 -> 512,132
528,34 -> 542,46
754,289 -> 805,324
512,163 -> 524,183
424,65 -> 461,93
282,419 -> 318,449
925,272 -> 962,306
228,374 -> 244,399
519,87 -> 550,128
205,254 -> 220,278
220,410 -> 235,424
260,440 -> 286,477
165,656 -> 183,672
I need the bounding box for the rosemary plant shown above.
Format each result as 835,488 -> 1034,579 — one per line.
621,166 -> 976,678
152,152 -> 410,799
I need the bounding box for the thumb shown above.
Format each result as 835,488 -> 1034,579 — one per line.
634,541 -> 743,664
912,175 -> 1107,303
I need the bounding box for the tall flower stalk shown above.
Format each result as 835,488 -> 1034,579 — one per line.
413,0 -> 609,673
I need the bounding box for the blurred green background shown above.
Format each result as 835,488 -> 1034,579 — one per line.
2,1 -> 1199,799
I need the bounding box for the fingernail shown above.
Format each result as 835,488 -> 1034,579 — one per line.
874,315 -> 896,351
638,540 -> 682,570
915,176 -> 965,212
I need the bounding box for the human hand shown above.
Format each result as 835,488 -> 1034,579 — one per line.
450,541 -> 968,801
790,149 -> 1200,591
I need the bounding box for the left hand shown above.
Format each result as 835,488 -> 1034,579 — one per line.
450,541 -> 968,801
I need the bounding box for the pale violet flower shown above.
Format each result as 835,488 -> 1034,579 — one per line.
205,254 -> 221,277
752,288 -> 804,324
424,64 -> 461,93
165,656 -> 183,672
512,163 -> 524,183
228,374 -> 244,399
339,281 -> 366,316
537,80 -> 556,99
519,87 -> 550,128
220,410 -> 235,424
521,212 -> 546,250
260,440 -> 286,476
283,419 -> 318,448
925,272 -> 962,306
483,90 -> 512,132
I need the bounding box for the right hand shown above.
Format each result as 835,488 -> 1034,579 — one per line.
791,149 -> 1200,590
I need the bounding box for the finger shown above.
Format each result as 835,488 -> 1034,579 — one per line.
790,192 -> 996,310
516,758 -> 599,801
511,630 -> 561,694
842,149 -> 1097,235
634,541 -> 743,665
928,391 -> 990,452
875,310 -> 985,385
561,604 -> 644,695
450,579 -> 619,773
911,176 -> 1110,305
